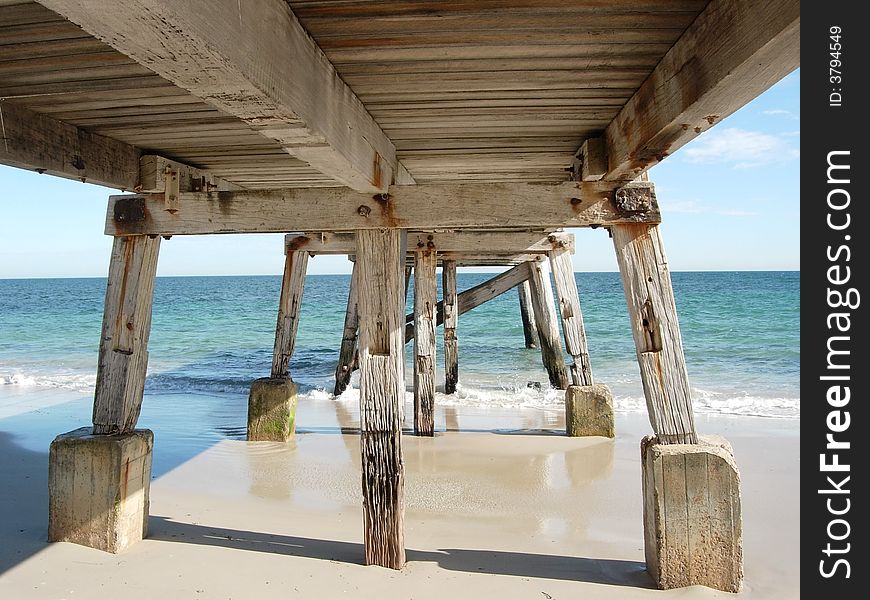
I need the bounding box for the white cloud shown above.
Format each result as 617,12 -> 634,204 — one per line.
682,127 -> 800,168
717,209 -> 759,217
663,200 -> 758,217
763,109 -> 791,115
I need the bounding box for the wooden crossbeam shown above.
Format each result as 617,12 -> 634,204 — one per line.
105,182 -> 659,236
0,100 -> 140,189
599,0 -> 800,181
403,262 -> 531,344
286,230 -> 573,255
37,0 -> 407,192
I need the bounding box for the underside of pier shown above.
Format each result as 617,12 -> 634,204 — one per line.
1,0 -> 798,592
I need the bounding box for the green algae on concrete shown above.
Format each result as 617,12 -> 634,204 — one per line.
247,377 -> 297,441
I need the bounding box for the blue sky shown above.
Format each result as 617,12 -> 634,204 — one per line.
0,70 -> 799,278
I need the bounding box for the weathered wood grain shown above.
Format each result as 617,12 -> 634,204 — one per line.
526,259 -> 569,389
333,261 -> 359,396
442,260 -> 459,394
0,99 -> 139,189
602,0 -> 800,181
549,247 -> 593,386
36,0 -> 402,192
413,249 -> 437,435
356,228 -> 406,569
285,230 -> 572,255
92,235 -> 160,434
517,281 -> 538,349
271,251 -> 309,379
104,182 -> 658,236
612,223 -> 696,444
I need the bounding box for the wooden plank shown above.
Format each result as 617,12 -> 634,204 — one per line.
412,248 -> 437,436
356,228 -> 406,569
271,251 -> 309,378
517,281 -> 538,349
37,0 -> 404,192
105,182 -> 658,236
602,0 -> 800,181
442,260 -> 459,394
290,1 -> 707,19
0,99 -> 139,189
285,230 -> 573,255
549,247 -> 593,386
92,235 -> 160,435
611,223 -> 697,444
404,262 -> 530,344
526,258 -> 569,389
333,261 -> 359,396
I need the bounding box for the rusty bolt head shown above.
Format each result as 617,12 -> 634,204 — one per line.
358,205 -> 372,217
373,193 -> 390,203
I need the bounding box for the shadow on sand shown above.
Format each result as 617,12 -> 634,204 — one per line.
148,515 -> 653,589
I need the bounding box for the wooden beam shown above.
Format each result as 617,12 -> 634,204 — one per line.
549,247 -> 593,386
404,261 -> 530,344
602,0 -> 800,181
92,235 -> 160,434
37,0 -> 406,192
286,230 -> 574,255
356,228 -> 406,569
0,100 -> 139,189
576,137 -> 607,182
517,281 -> 538,350
612,223 -> 697,444
526,259 -> 569,390
412,249 -> 437,436
271,251 -> 308,379
138,155 -> 242,194
333,262 -> 359,396
442,260 -> 459,395
105,182 -> 659,236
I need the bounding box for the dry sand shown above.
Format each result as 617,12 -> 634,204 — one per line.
0,394 -> 799,599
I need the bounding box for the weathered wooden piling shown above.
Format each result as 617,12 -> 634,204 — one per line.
548,247 -> 592,387
248,249 -> 307,442
92,235 -> 161,435
517,280 -> 538,349
525,259 -> 569,389
413,248 -> 437,436
442,260 -> 459,394
50,234 -> 160,552
611,222 -> 697,444
271,250 -> 309,379
334,262 -> 359,396
356,229 -> 406,569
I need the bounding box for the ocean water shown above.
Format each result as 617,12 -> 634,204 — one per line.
0,271 -> 799,419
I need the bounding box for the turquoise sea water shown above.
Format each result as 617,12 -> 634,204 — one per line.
0,271 -> 799,418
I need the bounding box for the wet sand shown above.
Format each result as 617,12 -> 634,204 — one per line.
0,390 -> 799,599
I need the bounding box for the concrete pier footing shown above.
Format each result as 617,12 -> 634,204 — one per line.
48,427 -> 153,553
641,434 -> 744,592
565,384 -> 614,437
247,377 -> 298,441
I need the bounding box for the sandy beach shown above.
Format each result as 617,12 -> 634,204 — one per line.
0,390 -> 798,599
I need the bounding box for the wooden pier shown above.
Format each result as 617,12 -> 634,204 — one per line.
0,0 -> 799,592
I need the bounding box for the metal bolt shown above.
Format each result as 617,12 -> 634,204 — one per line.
358,205 -> 371,217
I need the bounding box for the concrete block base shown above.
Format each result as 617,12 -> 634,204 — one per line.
565,384 -> 614,437
247,377 -> 298,441
641,434 -> 743,593
48,427 -> 153,553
